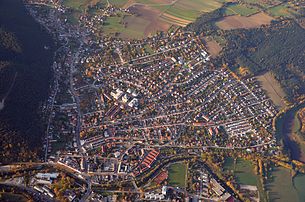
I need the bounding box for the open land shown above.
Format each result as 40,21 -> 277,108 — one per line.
224,3 -> 259,16
216,12 -> 274,30
224,158 -> 257,186
256,71 -> 286,109
266,166 -> 298,202
203,37 -> 222,58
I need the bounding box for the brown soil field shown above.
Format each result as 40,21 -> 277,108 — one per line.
216,12 -> 274,30
127,4 -> 171,37
256,71 -> 286,109
160,13 -> 192,27
123,0 -> 174,8
203,38 -> 222,58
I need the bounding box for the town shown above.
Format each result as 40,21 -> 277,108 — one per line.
2,0 -> 303,202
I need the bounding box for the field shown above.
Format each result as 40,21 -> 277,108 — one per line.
203,37 -> 222,58
62,0 -> 224,38
168,162 -> 187,188
294,174 -> 305,201
105,0 -> 223,38
268,4 -> 294,18
109,0 -> 129,7
224,157 -> 269,201
266,166 -> 299,202
63,0 -> 101,11
225,4 -> 259,16
256,71 -> 286,109
216,12 -> 274,30
223,157 -> 257,186
102,12 -> 152,39
160,0 -> 222,26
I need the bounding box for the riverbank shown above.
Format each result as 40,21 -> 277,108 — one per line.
275,101 -> 305,163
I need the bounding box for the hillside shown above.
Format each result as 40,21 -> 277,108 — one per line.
217,20 -> 305,99
0,0 -> 55,162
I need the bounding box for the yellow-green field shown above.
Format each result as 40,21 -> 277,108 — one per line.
224,3 -> 259,16
267,4 -> 296,17
160,0 -> 223,26
63,0 -> 101,11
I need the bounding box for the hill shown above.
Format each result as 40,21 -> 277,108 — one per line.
0,0 -> 55,163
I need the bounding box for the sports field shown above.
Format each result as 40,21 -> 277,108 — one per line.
168,162 -> 187,188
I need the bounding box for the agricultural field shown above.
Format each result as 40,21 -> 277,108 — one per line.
168,162 -> 187,188
203,37 -> 222,58
223,157 -> 258,186
99,0 -> 224,38
224,158 -> 268,201
293,174 -> 305,201
108,0 -> 129,7
256,71 -> 286,109
224,3 -> 259,16
160,0 -> 222,26
216,12 -> 274,30
267,4 -> 295,18
241,0 -> 281,8
63,0 -> 101,11
266,166 -> 299,202
102,12 -> 151,39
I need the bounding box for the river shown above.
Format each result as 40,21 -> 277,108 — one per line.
0,0 -> 55,148
275,102 -> 305,163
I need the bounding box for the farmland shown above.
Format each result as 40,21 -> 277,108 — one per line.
268,4 -> 295,17
224,3 -> 258,16
160,0 -> 222,26
223,158 -> 258,186
216,12 -> 274,30
99,0 -> 224,38
63,0 -> 101,11
266,167 -> 298,202
256,71 -> 286,109
203,37 -> 222,58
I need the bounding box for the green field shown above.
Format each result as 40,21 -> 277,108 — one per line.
163,0 -> 223,22
266,166 -> 299,202
224,157 -> 257,185
102,12 -> 148,39
224,157 -> 269,201
293,174 -> 305,201
63,0 -> 99,11
108,0 -> 128,7
225,4 -> 259,16
268,5 -> 294,17
168,162 -> 187,188
242,0 -> 273,8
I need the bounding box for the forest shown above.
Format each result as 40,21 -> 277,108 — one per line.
186,6 -> 305,100
217,20 -> 305,99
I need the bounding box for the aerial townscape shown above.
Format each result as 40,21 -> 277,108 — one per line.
0,0 -> 305,201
